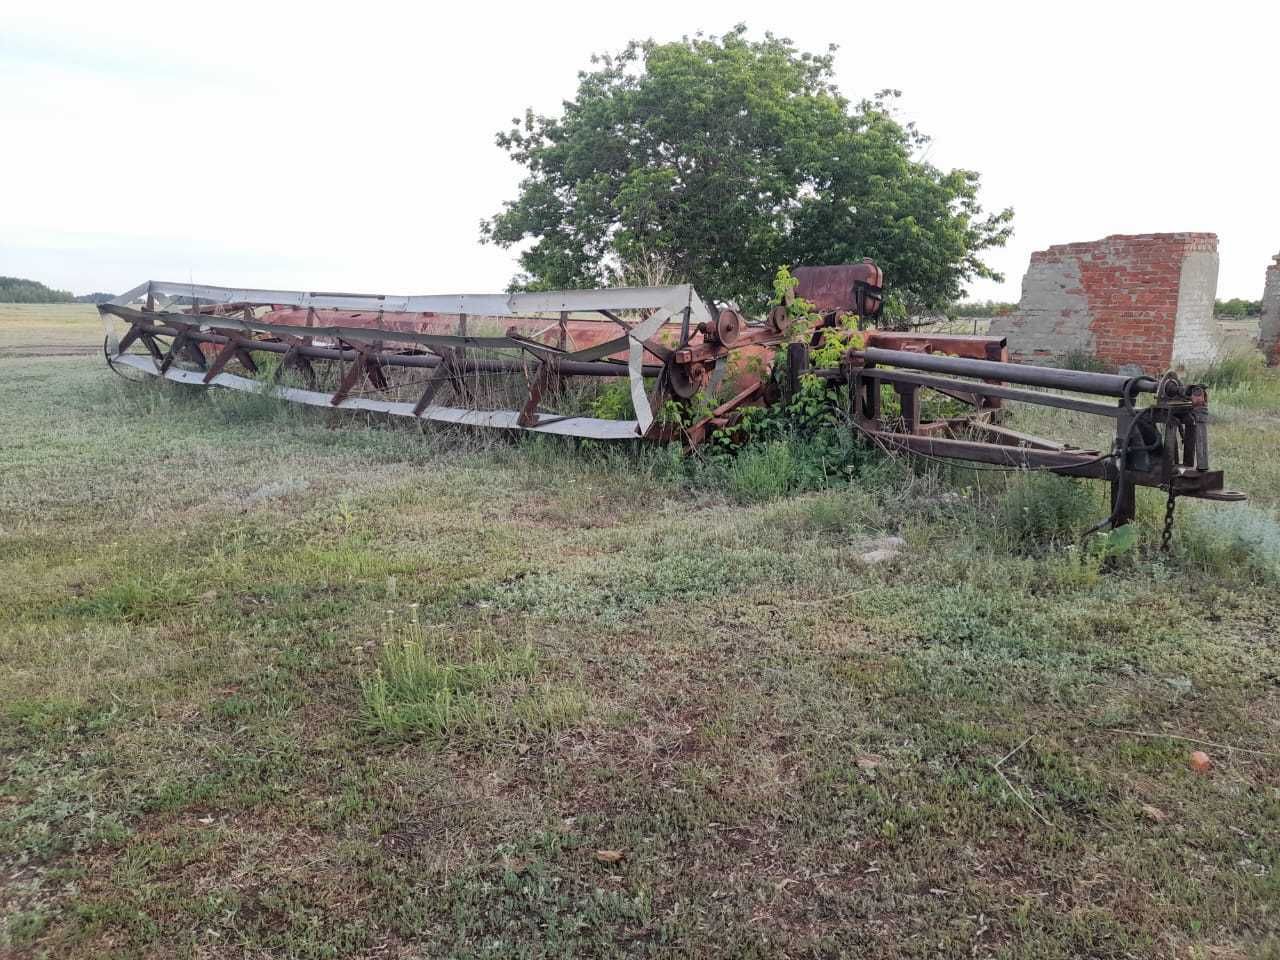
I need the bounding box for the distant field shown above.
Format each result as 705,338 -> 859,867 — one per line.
2,303 -> 1278,958
0,303 -> 102,355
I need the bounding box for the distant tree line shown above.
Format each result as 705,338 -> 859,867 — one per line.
0,276 -> 74,303
946,298 -> 1266,321
1215,298 -> 1262,318
948,300 -> 1018,318
0,277 -> 115,303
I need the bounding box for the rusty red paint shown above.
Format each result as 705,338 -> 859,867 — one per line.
793,261 -> 884,318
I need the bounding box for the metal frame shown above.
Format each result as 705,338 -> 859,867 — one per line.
98,270 -> 1244,532
102,279 -> 718,438
825,346 -> 1244,526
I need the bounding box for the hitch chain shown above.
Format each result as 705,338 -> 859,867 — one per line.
1161,485 -> 1177,553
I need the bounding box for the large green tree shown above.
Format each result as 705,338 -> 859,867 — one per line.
481,27 -> 1012,313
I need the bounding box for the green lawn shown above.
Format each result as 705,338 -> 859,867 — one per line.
2,306 -> 1278,959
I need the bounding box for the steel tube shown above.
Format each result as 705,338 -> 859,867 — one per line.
858,347 -> 1156,398
843,367 -> 1123,418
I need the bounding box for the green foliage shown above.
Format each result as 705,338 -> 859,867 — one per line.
1096,521 -> 1138,559
1214,297 -> 1262,318
588,381 -> 635,421
809,320 -> 865,368
721,439 -> 804,502
0,276 -> 73,303
2,909 -> 48,947
1060,349 -> 1111,373
1187,354 -> 1265,391
948,300 -> 1018,318
696,384 -> 871,503
772,264 -> 802,307
998,474 -> 1101,551
660,272 -> 881,502
482,27 -> 1012,312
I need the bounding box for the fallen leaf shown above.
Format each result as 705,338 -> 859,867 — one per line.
1141,803 -> 1169,823
595,849 -> 625,864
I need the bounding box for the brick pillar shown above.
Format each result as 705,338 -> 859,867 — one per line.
990,233 -> 1221,373
1261,253 -> 1280,366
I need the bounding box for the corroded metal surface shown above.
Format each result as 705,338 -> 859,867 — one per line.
97,266 -> 1244,534
794,261 -> 884,318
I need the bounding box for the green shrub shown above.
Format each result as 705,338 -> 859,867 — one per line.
589,381 -> 635,420
998,473 -> 1101,550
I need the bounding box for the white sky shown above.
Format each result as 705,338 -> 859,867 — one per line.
2,1 -> 1276,301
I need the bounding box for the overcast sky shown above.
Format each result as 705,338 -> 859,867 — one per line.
2,1 -> 1276,302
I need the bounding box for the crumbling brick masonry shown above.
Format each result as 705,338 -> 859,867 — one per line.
1261,253 -> 1280,366
990,233 -> 1220,372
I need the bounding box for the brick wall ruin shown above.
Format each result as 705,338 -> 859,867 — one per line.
1261,253 -> 1280,366
990,233 -> 1221,372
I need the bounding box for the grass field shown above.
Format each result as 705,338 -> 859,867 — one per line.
2,304 -> 1278,959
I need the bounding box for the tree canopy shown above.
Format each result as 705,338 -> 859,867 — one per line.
481,26 -> 1013,313
0,276 -> 74,304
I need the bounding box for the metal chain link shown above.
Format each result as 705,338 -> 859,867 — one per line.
1161,485 -> 1177,553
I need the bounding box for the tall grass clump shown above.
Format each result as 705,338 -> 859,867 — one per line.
997,473 -> 1101,551
1179,504 -> 1280,583
360,626 -> 586,740
1185,354 -> 1279,411
362,632 -> 535,737
1060,349 -> 1111,373
1187,354 -> 1264,391
723,439 -> 803,502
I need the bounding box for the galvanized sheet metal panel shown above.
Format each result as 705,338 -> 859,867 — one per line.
112,280 -> 713,323
110,354 -> 643,439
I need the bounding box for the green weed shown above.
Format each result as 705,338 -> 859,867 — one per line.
1187,353 -> 1265,391
997,472 -> 1102,550
360,627 -> 585,740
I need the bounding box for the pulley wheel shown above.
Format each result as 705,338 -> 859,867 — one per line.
714,309 -> 742,347
667,361 -> 708,400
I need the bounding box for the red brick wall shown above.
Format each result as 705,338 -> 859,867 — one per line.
1002,233 -> 1218,371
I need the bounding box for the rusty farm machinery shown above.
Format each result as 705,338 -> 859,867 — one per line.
99,262 -> 1244,537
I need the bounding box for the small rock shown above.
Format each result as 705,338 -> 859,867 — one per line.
1141,803 -> 1169,823
857,536 -> 905,565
